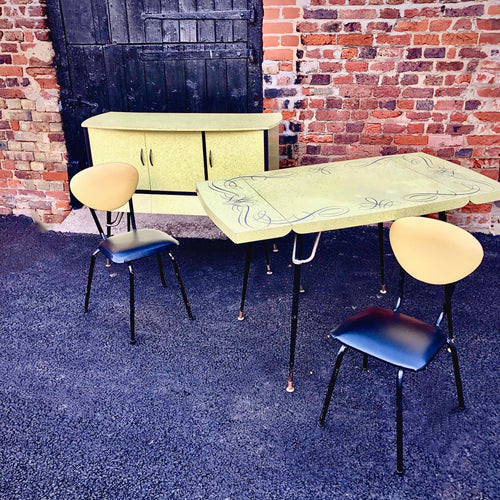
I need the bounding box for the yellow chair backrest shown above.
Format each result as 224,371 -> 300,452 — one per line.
389,216 -> 484,285
70,162 -> 139,212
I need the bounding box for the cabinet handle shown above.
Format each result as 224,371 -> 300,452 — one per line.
209,150 -> 213,168
149,149 -> 153,166
140,148 -> 145,165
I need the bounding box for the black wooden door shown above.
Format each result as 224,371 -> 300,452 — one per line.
46,0 -> 264,186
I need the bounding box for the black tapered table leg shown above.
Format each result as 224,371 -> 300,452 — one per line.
238,242 -> 253,320
378,222 -> 386,294
287,234 -> 303,392
263,241 -> 272,275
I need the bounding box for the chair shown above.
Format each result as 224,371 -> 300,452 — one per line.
318,216 -> 484,475
70,162 -> 193,344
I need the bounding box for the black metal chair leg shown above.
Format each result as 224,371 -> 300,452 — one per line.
378,222 -> 386,294
168,252 -> 193,319
105,212 -> 112,268
447,339 -> 465,409
319,345 -> 348,426
85,250 -> 99,312
128,263 -> 136,345
157,254 -> 167,287
363,353 -> 368,371
239,242 -> 253,320
396,369 -> 404,476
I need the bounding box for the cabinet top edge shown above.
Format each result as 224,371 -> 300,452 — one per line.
82,112 -> 283,131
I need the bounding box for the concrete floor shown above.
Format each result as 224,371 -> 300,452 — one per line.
43,208 -> 226,239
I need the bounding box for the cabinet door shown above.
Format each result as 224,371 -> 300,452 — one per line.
146,131 -> 205,192
86,129 -> 151,191
205,131 -> 265,180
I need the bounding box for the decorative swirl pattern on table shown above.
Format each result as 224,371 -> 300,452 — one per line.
360,197 -> 394,210
349,156 -> 392,168
207,173 -> 349,229
399,154 -> 493,202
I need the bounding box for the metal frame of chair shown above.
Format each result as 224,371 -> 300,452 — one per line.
318,216 -> 484,475
70,162 -> 193,344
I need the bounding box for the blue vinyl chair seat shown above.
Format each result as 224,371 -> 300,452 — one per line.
333,307 -> 447,372
99,229 -> 179,264
319,217 -> 485,475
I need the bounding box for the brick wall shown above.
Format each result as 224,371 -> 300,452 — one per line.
263,0 -> 500,232
0,0 -> 499,230
0,0 -> 69,224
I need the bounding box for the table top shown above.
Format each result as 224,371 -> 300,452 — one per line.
82,112 -> 283,132
196,153 -> 500,244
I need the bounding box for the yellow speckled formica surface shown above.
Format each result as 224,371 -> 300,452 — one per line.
196,153 -> 500,244
82,112 -> 282,132
82,112 -> 282,216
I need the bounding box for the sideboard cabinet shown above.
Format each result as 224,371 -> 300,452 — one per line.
82,112 -> 282,215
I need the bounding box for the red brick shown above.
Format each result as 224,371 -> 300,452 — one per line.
264,48 -> 294,60
301,34 -> 336,45
42,171 -> 68,181
297,21 -> 318,33
281,35 -> 299,46
342,48 -> 357,59
339,9 -> 377,19
365,123 -> 382,134
429,19 -> 452,31
479,33 -> 500,45
413,34 -> 440,45
394,19 -> 429,32
489,5 -> 500,15
360,135 -> 393,145
395,135 -> 428,145
345,61 -> 368,72
376,34 -> 412,45
442,33 -> 479,45
467,136 -> 500,146
263,21 -> 294,34
397,100 -> 415,110
405,7 -> 441,19
337,34 -> 373,46
371,110 -> 402,119
282,7 -> 301,19
300,134 -> 333,143
383,123 -> 406,134
474,112 -> 500,123
407,123 -> 425,134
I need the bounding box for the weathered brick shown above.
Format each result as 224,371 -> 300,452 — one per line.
406,48 -> 422,60
474,112 -> 500,123
442,33 -> 479,45
397,61 -> 433,72
413,34 -> 440,45
301,34 -> 336,45
446,124 -> 475,135
377,34 -> 411,45
310,74 -> 331,85
424,48 -> 445,58
395,135 -> 428,145
436,61 -> 464,72
444,4 -> 485,18
303,9 -> 338,20
338,34 -> 374,46
394,19 -> 429,32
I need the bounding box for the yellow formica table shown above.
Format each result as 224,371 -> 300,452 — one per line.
197,152 -> 500,392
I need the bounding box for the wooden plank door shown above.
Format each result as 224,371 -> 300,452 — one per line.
46,0 -> 264,202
